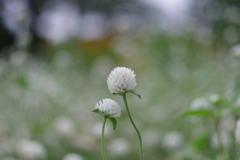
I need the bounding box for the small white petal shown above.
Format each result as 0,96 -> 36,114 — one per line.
107,67 -> 137,93
95,99 -> 121,118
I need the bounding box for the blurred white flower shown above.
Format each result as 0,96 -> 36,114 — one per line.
91,122 -> 112,138
230,45 -> 240,58
62,153 -> 84,160
37,3 -> 81,44
162,131 -> 184,149
1,0 -> 30,33
16,139 -> 46,160
211,130 -> 232,149
235,119 -> 240,144
95,98 -> 121,118
53,117 -> 75,137
209,94 -> 221,105
190,97 -> 210,110
107,67 -> 137,93
10,51 -> 28,66
79,13 -> 108,41
107,138 -> 131,156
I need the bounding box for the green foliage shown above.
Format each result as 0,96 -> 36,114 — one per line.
93,108 -> 109,117
108,118 -> 117,130
181,110 -> 213,118
126,90 -> 141,99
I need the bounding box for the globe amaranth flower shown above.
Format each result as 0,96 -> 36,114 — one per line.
95,98 -> 121,118
107,67 -> 137,94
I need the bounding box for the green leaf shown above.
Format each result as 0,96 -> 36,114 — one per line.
231,107 -> 240,114
181,110 -> 213,118
93,109 -> 109,117
108,118 -> 117,130
126,90 -> 141,99
113,93 -> 123,96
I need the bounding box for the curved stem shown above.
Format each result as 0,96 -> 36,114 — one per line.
101,117 -> 107,160
123,93 -> 144,160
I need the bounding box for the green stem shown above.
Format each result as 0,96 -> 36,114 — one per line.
102,117 -> 107,160
123,93 -> 144,160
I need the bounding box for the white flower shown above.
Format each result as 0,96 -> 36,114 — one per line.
162,131 -> 184,149
230,45 -> 240,58
107,138 -> 131,156
53,116 -> 75,136
91,122 -> 112,138
16,139 -> 46,160
235,119 -> 240,144
107,67 -> 137,93
190,97 -> 211,110
95,98 -> 121,118
62,153 -> 84,160
209,94 -> 221,104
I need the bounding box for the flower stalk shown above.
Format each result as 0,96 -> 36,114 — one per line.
93,98 -> 121,160
101,116 -> 107,160
123,92 -> 144,160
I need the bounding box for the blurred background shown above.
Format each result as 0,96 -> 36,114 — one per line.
1,0 -> 240,159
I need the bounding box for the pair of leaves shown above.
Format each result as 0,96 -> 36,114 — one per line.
113,90 -> 141,99
93,109 -> 117,130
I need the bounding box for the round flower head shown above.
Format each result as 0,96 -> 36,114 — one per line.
95,98 -> 121,118
107,67 -> 137,93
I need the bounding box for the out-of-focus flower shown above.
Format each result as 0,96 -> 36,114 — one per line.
235,119 -> 240,144
36,3 -> 81,44
16,139 -> 46,160
91,122 -> 112,138
62,153 -> 84,160
95,98 -> 121,118
190,97 -> 211,110
107,138 -> 131,156
10,51 -> 28,66
107,67 -> 137,94
209,94 -> 222,105
162,131 -> 184,149
230,45 -> 240,58
53,116 -> 75,137
211,130 -> 232,148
